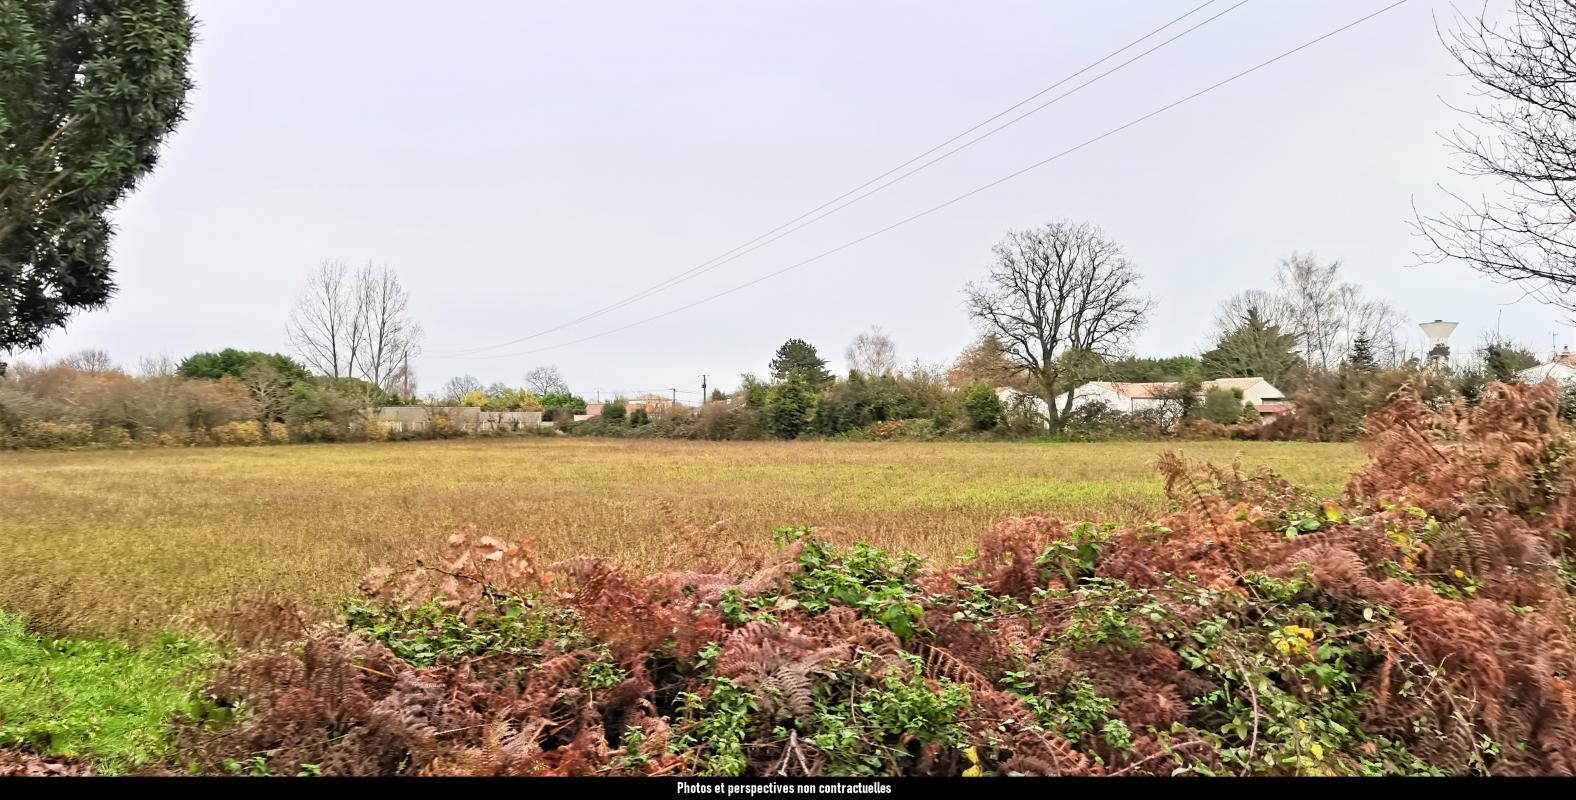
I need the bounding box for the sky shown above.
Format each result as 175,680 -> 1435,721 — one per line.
25,0 -> 1568,400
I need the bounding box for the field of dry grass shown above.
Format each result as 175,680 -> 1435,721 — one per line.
0,437 -> 1366,636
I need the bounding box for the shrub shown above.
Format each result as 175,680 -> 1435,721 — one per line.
629,408 -> 650,427
264,422 -> 289,444
1200,387 -> 1245,424
765,374 -> 816,439
361,417 -> 389,442
17,420 -> 94,449
212,420 -> 265,446
296,419 -> 341,443
601,400 -> 627,423
961,382 -> 1005,430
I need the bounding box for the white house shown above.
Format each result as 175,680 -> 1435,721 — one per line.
1000,376 -> 1291,426
1517,347 -> 1576,387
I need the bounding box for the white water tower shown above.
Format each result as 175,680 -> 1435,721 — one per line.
1420,320 -> 1458,369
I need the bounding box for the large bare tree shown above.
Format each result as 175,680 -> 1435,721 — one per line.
286,260 -> 422,393
845,325 -> 897,376
1213,252 -> 1407,371
355,263 -> 423,395
286,260 -> 360,379
963,220 -> 1152,430
524,365 -> 570,395
1416,0 -> 1576,309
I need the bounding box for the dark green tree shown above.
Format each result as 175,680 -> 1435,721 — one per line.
769,338 -> 832,387
1200,309 -> 1302,389
178,349 -> 310,382
1102,355 -> 1200,383
628,407 -> 650,427
1200,387 -> 1246,424
1482,341 -> 1539,382
600,400 -> 627,423
0,1 -> 196,372
1347,336 -> 1378,373
765,372 -> 817,439
961,381 -> 1005,431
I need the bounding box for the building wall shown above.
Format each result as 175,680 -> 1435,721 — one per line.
373,407 -> 546,433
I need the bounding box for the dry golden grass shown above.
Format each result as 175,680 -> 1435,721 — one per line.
0,437 -> 1365,636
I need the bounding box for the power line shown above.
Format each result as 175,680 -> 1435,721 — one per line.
460,0 -> 1412,362
434,0 -> 1244,357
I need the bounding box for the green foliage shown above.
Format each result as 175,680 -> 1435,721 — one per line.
675,676 -> 756,776
810,371 -> 912,435
539,392 -> 586,413
1238,401 -> 1262,425
0,0 -> 196,365
629,407 -> 650,427
740,373 -> 769,408
1482,341 -> 1539,382
764,373 -> 817,439
802,653 -> 971,776
1102,355 -> 1201,383
343,597 -> 587,667
1201,387 -> 1246,425
1034,522 -> 1111,585
1201,309 -> 1302,389
961,381 -> 1005,431
601,399 -> 627,423
0,610 -> 213,774
1347,337 -> 1379,373
178,350 -> 309,382
781,528 -> 926,641
769,339 -> 833,387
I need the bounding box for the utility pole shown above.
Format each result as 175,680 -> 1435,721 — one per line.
593,387 -> 602,403
670,387 -> 677,405
700,374 -> 708,404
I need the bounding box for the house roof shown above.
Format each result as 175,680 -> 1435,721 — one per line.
1087,381 -> 1180,399
1518,362 -> 1576,385
1201,377 -> 1265,392
1257,401 -> 1295,415
1082,377 -> 1271,400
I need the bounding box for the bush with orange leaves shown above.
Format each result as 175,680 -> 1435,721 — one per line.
174,381 -> 1576,777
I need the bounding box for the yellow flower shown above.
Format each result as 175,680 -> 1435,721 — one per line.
1453,569 -> 1465,579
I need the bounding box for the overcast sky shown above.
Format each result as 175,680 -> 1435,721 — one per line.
28,0 -> 1564,398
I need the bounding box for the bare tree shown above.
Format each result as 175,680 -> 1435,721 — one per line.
524,365 -> 569,395
963,220 -> 1152,430
137,354 -> 177,378
287,260 -> 358,378
1214,253 -> 1407,371
1416,0 -> 1576,309
845,325 -> 897,376
287,260 -> 423,393
354,263 -> 423,394
61,348 -> 117,374
439,374 -> 482,404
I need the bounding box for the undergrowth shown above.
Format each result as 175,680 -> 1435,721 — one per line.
0,611 -> 214,774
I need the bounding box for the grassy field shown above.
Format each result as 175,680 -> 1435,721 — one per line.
0,437 -> 1366,636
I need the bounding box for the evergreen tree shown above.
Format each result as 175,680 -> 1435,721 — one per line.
0,1 -> 196,372
769,339 -> 833,387
1200,309 -> 1302,388
1347,335 -> 1378,373
765,373 -> 817,439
